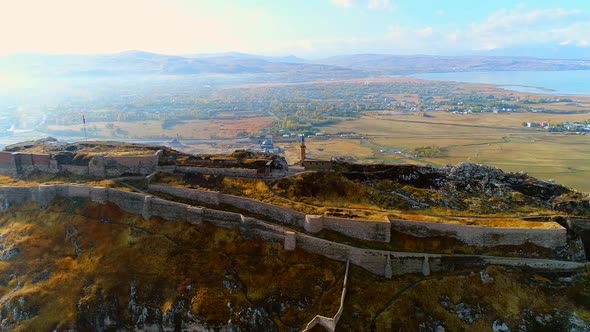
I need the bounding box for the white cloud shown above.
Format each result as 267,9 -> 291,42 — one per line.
330,0 -> 355,8
330,0 -> 393,10
289,5 -> 590,57
464,7 -> 589,50
368,0 -> 392,10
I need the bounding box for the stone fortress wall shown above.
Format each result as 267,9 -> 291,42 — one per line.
148,184 -> 391,243
0,150 -> 272,179
390,218 -> 566,250
0,185 -> 583,279
0,151 -> 58,177
0,150 -> 162,178
147,185 -> 569,247
172,165 -> 259,178
0,152 -> 16,177
89,151 -> 162,177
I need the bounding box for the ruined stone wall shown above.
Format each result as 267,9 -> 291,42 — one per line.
105,151 -> 161,177
0,152 -> 16,177
0,184 -> 581,279
0,186 -> 35,209
87,150 -> 162,178
201,208 -> 243,229
60,164 -> 89,176
148,197 -> 188,221
391,219 -> 566,250
149,185 -> 389,242
219,194 -> 305,226
294,233 -> 442,277
107,190 -> 146,215
88,156 -> 106,177
0,152 -> 56,176
149,185 -> 220,205
303,215 -> 391,243
13,153 -> 34,175
182,159 -> 240,167
1,150 -> 160,178
174,166 -> 258,178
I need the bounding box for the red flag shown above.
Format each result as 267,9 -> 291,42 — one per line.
83,115 -> 86,124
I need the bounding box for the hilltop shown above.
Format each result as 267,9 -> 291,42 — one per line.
0,139 -> 589,330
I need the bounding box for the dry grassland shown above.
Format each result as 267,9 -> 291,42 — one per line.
319,113 -> 590,192
47,117 -> 274,139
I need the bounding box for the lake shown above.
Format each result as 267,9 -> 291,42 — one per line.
412,70 -> 590,96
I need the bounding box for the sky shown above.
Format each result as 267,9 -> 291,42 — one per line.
1,0 -> 589,58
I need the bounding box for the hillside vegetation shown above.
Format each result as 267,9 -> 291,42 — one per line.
0,198 -> 588,331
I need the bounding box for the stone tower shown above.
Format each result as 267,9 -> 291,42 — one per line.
299,135 -> 306,166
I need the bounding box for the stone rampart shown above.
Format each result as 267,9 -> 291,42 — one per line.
103,150 -> 161,177
149,185 -> 221,206
37,184 -> 57,207
240,218 -> 287,244
60,164 -> 89,176
90,187 -> 108,204
304,215 -> 391,242
325,216 -> 391,242
87,151 -> 161,178
0,152 -> 16,177
31,154 -> 50,166
63,184 -> 92,198
0,186 -> 35,209
186,206 -> 204,225
13,152 -> 33,166
107,189 -> 146,215
149,185 -> 390,242
174,166 -> 258,178
391,219 -> 566,250
202,208 -> 243,229
1,150 -> 161,178
296,233 -> 350,262
149,197 -> 188,222
219,194 -> 305,226
0,185 -> 582,280
88,156 -> 106,177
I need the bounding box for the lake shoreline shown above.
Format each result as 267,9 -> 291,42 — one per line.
411,70 -> 590,96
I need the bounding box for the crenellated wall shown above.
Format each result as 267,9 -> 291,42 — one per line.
0,185 -> 582,279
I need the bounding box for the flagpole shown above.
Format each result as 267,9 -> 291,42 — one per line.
83,114 -> 87,141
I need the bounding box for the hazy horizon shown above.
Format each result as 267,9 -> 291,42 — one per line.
1,0 -> 590,59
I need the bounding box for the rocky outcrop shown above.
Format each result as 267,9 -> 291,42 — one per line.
553,192 -> 590,216
341,162 -> 573,212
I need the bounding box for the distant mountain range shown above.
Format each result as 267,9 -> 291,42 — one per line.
2,50 -> 590,78
317,54 -> 590,74
182,51 -> 307,64
0,50 -> 352,77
